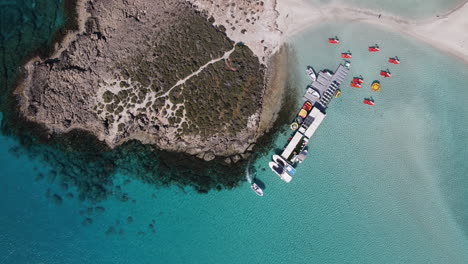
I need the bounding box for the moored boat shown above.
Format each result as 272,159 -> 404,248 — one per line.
388,56 -> 400,64
352,76 -> 364,84
306,86 -> 321,99
297,150 -> 308,163
250,183 -> 264,196
328,36 -> 340,44
380,69 -> 391,78
341,51 -> 352,59
273,154 -> 297,177
368,44 -> 380,52
269,162 -> 292,183
350,81 -> 361,88
306,66 -> 317,81
363,98 -> 375,105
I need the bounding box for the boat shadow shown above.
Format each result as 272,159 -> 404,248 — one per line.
253,178 -> 266,190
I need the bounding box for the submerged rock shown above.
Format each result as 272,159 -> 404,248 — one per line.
60,182 -> 69,191
46,173 -> 56,184
120,193 -> 129,202
34,173 -> 45,182
94,206 -> 105,214
51,194 -> 63,205
82,217 -> 93,226
126,216 -> 133,224
105,226 -> 116,236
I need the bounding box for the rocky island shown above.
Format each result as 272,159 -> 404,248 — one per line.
16,0 -> 287,162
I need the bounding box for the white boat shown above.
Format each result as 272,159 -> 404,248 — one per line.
306,86 -> 321,99
272,155 -> 296,176
269,161 -> 292,183
250,183 -> 264,196
306,66 -> 316,81
297,150 -> 308,163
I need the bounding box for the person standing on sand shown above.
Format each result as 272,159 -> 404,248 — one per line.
378,14 -> 381,18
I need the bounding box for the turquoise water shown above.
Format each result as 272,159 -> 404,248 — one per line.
307,0 -> 466,19
2,17 -> 468,263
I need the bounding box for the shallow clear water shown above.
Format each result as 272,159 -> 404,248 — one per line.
2,18 -> 468,263
306,0 -> 465,19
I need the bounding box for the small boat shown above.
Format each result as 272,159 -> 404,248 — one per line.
297,150 -> 308,163
363,98 -> 375,106
306,66 -> 317,81
380,69 -> 391,78
389,56 -> 400,64
250,183 -> 264,196
341,51 -> 352,59
368,44 -> 380,52
352,76 -> 364,84
273,155 -> 296,176
371,81 -> 381,92
344,60 -> 351,68
328,36 -> 340,44
350,81 -> 361,88
306,87 -> 321,99
269,161 -> 292,183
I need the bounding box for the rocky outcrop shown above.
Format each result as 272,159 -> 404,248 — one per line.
18,0 -> 269,159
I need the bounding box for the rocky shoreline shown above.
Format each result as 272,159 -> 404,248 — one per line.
14,0 -> 287,163
0,0 -> 297,200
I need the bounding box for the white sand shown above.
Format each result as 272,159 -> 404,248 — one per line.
190,0 -> 468,64
275,0 -> 468,63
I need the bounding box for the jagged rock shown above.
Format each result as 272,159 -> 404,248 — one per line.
203,152 -> 215,161
224,157 -> 232,164
231,155 -> 241,164
240,152 -> 251,160
16,0 -> 267,160
51,194 -> 63,205
246,143 -> 255,152
196,152 -> 205,160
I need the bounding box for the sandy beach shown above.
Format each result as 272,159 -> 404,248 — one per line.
189,0 -> 468,63
275,0 -> 468,64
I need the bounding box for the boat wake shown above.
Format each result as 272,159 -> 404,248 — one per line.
245,159 -> 253,184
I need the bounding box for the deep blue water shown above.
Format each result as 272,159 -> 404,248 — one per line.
1,1 -> 468,263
